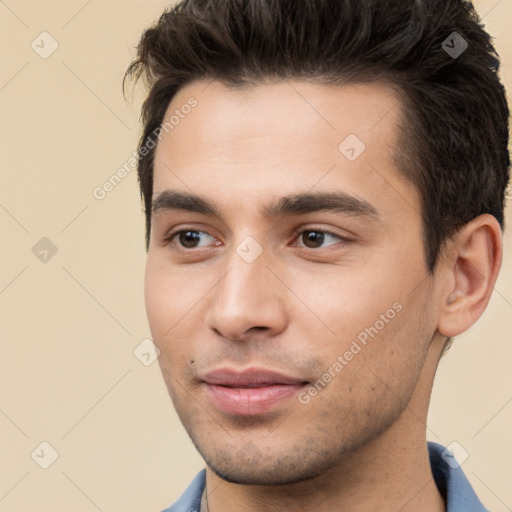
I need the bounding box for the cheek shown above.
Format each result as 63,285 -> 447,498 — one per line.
289,262 -> 404,345
289,262 -> 430,395
144,261 -> 200,407
144,258 -> 168,339
299,304 -> 431,440
144,257 -> 194,355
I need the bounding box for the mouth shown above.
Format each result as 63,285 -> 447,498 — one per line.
200,367 -> 309,416
216,383 -> 297,388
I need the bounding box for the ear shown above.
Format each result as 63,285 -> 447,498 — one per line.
437,214 -> 503,338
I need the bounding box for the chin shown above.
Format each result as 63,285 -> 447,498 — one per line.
207,461 -> 326,486
198,442 -> 340,486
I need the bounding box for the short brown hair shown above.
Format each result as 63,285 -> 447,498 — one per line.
125,0 -> 510,271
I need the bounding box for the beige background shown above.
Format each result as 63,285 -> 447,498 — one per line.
0,1 -> 510,511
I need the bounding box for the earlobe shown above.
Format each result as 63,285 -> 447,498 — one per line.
437,214 -> 502,338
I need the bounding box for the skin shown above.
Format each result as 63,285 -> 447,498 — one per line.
144,79 -> 502,512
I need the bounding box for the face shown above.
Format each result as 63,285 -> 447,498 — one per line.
145,79 -> 442,485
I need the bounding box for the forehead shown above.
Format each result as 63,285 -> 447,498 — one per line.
156,78 -> 403,163
152,79 -> 419,224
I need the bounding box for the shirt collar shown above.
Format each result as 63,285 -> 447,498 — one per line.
428,441 -> 489,512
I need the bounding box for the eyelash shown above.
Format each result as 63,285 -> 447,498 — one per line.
162,226 -> 350,251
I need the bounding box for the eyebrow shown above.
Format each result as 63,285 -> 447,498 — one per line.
151,189 -> 380,222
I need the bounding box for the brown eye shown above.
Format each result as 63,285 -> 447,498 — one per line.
297,229 -> 343,249
166,229 -> 215,249
177,231 -> 202,248
302,230 -> 325,248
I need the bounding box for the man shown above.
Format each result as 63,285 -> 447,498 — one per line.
124,0 -> 510,510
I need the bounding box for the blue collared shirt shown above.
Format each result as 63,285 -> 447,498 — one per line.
161,442 -> 489,512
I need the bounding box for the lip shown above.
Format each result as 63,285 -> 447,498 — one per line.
201,367 -> 307,387
201,367 -> 308,415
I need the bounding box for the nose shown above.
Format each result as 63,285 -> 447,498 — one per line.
204,247 -> 288,342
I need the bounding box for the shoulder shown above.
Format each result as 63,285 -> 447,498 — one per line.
160,468 -> 206,512
428,442 -> 490,512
